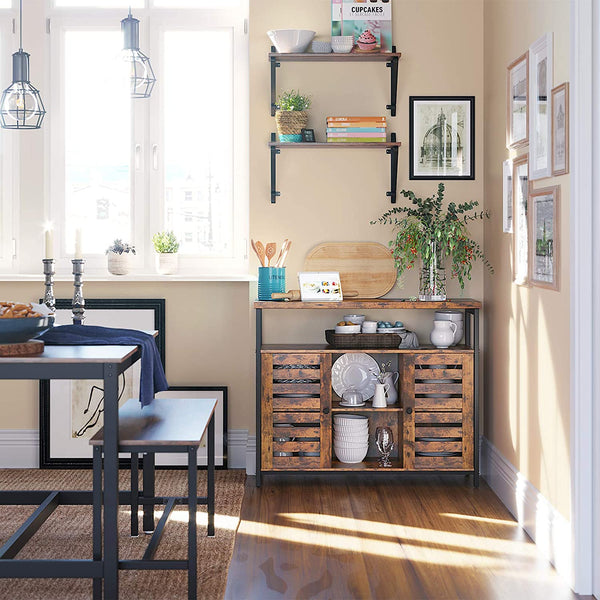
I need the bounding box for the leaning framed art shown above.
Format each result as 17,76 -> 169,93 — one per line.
39,298 -> 166,468
409,96 -> 475,180
529,185 -> 560,290
507,52 -> 528,149
551,82 -> 569,176
503,159 -> 513,233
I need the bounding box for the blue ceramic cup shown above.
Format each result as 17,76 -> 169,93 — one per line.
258,267 -> 286,301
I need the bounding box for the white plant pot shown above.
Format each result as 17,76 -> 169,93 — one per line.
107,252 -> 132,276
155,252 -> 178,275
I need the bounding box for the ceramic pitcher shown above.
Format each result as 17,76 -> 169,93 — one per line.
430,320 -> 457,349
372,383 -> 388,408
382,371 -> 399,405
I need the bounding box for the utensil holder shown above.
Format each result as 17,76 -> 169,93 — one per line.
258,267 -> 286,301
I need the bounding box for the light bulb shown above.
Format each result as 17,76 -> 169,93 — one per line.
0,82 -> 41,124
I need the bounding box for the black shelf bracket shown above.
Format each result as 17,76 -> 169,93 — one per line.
387,132 -> 398,203
270,133 -> 281,203
386,46 -> 399,117
270,46 -> 280,116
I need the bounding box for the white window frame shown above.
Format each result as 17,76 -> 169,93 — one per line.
48,2 -> 249,276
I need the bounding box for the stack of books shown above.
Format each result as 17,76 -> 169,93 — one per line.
326,117 -> 387,142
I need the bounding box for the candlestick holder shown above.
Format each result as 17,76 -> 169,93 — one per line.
71,259 -> 85,325
42,259 -> 55,313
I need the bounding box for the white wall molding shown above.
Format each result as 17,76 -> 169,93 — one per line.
0,430 -> 39,468
245,435 -> 256,476
481,437 -> 572,585
227,429 -> 249,470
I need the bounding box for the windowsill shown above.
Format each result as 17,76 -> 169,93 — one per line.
0,273 -> 257,283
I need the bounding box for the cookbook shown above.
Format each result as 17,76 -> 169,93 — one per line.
331,0 -> 393,53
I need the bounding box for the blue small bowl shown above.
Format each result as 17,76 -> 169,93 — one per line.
279,134 -> 303,143
0,316 -> 55,344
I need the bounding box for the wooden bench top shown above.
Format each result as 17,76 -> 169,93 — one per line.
90,396 -> 217,447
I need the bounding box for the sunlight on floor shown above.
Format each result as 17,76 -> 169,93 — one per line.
441,512 -> 518,526
128,508 -> 240,530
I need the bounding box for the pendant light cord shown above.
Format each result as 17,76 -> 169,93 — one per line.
18,0 -> 22,52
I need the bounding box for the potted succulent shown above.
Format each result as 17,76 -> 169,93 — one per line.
105,239 -> 136,275
275,89 -> 311,142
152,230 -> 180,275
371,183 -> 493,300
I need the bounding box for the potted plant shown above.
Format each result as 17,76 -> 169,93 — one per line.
152,230 -> 180,275
105,239 -> 136,275
371,183 -> 493,300
275,89 -> 311,142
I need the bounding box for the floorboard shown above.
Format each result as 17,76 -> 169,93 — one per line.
225,474 -> 590,600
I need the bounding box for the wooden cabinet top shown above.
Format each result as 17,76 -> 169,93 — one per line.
254,298 -> 481,310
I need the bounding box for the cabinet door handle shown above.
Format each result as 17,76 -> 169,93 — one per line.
406,407 -> 413,415
323,407 -> 330,415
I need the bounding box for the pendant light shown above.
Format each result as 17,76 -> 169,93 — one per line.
121,8 -> 156,99
0,0 -> 46,130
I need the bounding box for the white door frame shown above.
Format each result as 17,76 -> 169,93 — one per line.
570,0 -> 599,595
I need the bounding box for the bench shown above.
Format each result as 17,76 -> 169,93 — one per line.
90,396 -> 217,600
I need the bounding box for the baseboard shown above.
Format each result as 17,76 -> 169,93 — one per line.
481,437 -> 572,585
0,429 -> 254,472
0,430 -> 39,468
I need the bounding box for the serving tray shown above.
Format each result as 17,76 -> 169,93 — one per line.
325,329 -> 401,349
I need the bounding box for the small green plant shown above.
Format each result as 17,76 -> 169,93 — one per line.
277,89 -> 311,111
152,231 -> 180,254
105,238 -> 135,255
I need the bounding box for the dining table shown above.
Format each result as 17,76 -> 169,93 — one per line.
0,342 -> 145,598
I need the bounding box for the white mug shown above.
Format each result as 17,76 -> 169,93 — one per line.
372,383 -> 387,408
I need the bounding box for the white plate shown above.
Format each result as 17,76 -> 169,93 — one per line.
339,401 -> 366,407
332,353 -> 380,400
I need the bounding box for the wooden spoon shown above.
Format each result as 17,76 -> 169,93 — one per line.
254,241 -> 267,267
277,240 -> 291,267
265,242 -> 277,267
274,239 -> 288,267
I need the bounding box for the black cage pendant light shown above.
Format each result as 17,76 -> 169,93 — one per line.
121,8 -> 156,99
0,0 -> 45,130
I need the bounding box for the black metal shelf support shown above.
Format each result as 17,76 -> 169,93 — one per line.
387,132 -> 398,203
386,46 -> 399,117
270,133 -> 281,203
270,47 -> 280,116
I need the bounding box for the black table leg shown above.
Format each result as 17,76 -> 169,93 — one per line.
92,445 -> 102,600
143,452 -> 156,534
188,446 -> 198,600
208,413 -> 215,537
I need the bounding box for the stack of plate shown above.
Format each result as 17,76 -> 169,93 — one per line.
333,414 -> 369,463
434,310 -> 463,345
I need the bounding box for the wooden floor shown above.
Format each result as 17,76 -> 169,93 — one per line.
225,474 -> 589,600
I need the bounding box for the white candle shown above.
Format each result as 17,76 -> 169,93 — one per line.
44,229 -> 53,260
74,228 -> 83,259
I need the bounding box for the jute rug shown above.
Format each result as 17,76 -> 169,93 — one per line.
0,468 -> 245,600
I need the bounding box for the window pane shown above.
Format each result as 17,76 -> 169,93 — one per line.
163,30 -> 233,256
153,0 -> 240,7
55,0 -> 144,7
0,1 -> 11,8
64,30 -> 131,255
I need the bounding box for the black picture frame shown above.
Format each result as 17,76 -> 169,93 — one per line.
301,128 -> 315,142
39,298 -> 166,468
409,96 -> 475,180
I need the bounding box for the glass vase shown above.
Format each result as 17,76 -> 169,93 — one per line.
418,242 -> 447,301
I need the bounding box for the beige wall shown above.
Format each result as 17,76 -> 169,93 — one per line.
483,0 -> 571,518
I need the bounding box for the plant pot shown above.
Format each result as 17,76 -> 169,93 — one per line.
107,252 -> 132,276
275,110 -> 308,142
155,252 -> 178,275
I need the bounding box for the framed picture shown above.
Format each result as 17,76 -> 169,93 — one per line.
551,82 -> 569,176
512,156 -> 529,285
502,159 -> 513,233
529,32 -> 553,180
301,128 -> 315,142
154,386 -> 228,468
39,298 -> 166,468
529,185 -> 560,290
298,271 -> 343,302
507,52 -> 528,149
409,96 -> 475,180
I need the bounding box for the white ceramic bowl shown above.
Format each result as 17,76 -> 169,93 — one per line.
334,423 -> 369,432
343,314 -> 365,325
334,434 -> 369,443
334,414 -> 368,424
311,40 -> 332,53
334,445 -> 368,463
435,310 -> 464,322
267,29 -> 316,53
335,324 -> 361,334
331,35 -> 354,54
334,441 -> 369,450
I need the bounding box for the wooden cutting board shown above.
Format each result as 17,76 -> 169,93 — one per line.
0,340 -> 44,357
304,242 -> 397,298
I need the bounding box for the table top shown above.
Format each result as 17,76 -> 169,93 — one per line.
0,345 -> 139,364
254,298 -> 482,309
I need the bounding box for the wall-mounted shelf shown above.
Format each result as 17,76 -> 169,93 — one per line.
269,132 -> 401,204
269,46 -> 401,116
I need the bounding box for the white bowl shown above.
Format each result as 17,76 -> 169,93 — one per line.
267,29 -> 316,53
334,445 -> 368,463
334,422 -> 369,431
311,40 -> 332,53
435,310 -> 464,322
343,314 -> 365,324
334,434 -> 369,443
335,324 -> 361,334
331,36 -> 354,54
334,441 -> 369,450
334,414 -> 368,424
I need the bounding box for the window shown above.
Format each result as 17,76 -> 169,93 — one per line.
49,1 -> 248,275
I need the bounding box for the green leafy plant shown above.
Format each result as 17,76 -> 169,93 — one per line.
276,89 -> 311,111
371,183 -> 493,289
152,231 -> 180,254
105,238 -> 135,255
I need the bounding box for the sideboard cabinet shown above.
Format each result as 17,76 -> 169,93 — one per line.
255,299 -> 481,487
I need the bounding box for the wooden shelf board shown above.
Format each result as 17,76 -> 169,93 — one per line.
332,403 -> 403,412
269,51 -> 402,62
261,344 -> 474,354
269,141 -> 402,149
254,298 -> 481,309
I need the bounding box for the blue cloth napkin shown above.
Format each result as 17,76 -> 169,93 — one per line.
40,325 -> 168,407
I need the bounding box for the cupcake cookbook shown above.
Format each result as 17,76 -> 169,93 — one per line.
331,0 -> 393,53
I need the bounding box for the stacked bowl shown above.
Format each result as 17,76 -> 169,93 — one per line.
334,414 -> 369,463
434,310 -> 464,345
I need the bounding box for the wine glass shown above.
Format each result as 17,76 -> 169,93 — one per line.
375,426 -> 394,467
